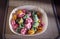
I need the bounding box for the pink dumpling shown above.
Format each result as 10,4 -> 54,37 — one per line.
27,13 -> 31,16
11,20 -> 16,26
12,24 -> 18,30
25,23 -> 31,29
22,9 -> 26,13
18,13 -> 25,18
20,28 -> 27,35
25,17 -> 33,23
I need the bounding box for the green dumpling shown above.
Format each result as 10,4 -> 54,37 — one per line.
16,28 -> 20,33
32,22 -> 39,28
19,23 -> 24,29
31,10 -> 39,22
23,14 -> 29,19
16,23 -> 24,33
32,10 -> 39,28
32,10 -> 37,15
33,14 -> 39,22
32,27 -> 37,31
16,18 -> 23,24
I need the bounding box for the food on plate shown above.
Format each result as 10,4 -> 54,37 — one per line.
28,29 -> 35,35
11,9 -> 44,35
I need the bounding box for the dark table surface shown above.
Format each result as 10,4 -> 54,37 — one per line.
0,0 -> 60,39
0,0 -> 7,39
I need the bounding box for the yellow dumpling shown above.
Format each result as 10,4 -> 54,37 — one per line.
12,14 -> 17,20
28,29 -> 35,35
18,18 -> 23,24
16,10 -> 23,15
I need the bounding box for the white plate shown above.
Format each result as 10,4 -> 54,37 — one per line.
9,5 -> 48,36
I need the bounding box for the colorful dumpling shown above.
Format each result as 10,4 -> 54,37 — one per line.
32,27 -> 37,32
12,24 -> 18,30
17,10 -> 25,18
22,9 -> 26,13
25,17 -> 33,23
18,18 -> 24,24
28,29 -> 35,35
19,23 -> 24,29
12,14 -> 17,20
32,22 -> 39,28
25,23 -> 31,29
20,28 -> 27,35
36,26 -> 43,33
23,14 -> 29,19
37,11 -> 42,18
33,14 -> 39,22
27,12 -> 31,16
11,20 -> 16,26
